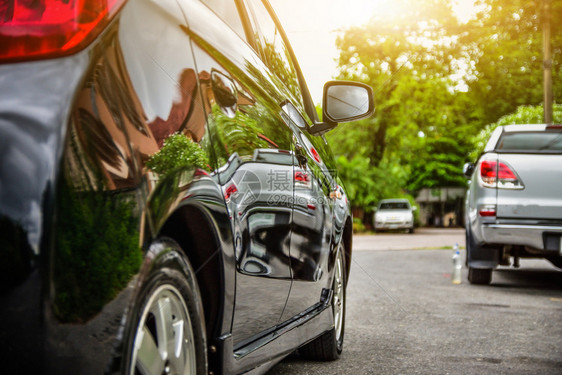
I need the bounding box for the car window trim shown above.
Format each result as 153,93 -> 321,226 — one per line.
243,0 -> 317,124
234,0 -> 259,51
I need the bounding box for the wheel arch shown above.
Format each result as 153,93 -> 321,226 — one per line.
158,204 -> 226,342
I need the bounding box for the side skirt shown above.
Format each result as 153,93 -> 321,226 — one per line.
217,302 -> 334,375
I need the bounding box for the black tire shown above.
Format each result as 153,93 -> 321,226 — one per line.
468,267 -> 492,285
408,227 -> 415,234
300,244 -> 346,361
124,240 -> 207,375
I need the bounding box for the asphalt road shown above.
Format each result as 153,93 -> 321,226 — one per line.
353,227 -> 466,251
268,228 -> 562,375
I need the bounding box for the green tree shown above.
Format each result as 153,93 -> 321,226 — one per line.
332,0 -> 463,167
461,0 -> 562,124
407,134 -> 472,192
328,0 -> 475,214
335,154 -> 410,225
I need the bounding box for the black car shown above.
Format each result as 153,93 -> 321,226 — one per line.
0,1 -> 374,374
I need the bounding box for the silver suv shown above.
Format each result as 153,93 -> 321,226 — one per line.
464,124 -> 562,284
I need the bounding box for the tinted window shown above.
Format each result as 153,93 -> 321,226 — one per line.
200,0 -> 247,40
380,202 -> 410,210
245,0 -> 302,102
496,132 -> 562,152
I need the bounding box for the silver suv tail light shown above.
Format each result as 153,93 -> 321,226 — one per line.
479,159 -> 525,189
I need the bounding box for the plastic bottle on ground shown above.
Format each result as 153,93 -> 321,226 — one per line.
452,244 -> 462,284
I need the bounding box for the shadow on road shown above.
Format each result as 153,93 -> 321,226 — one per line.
491,267 -> 562,291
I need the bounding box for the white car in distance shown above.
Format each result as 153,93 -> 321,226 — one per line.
374,199 -> 416,233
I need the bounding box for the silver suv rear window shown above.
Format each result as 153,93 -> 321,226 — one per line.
496,132 -> 562,152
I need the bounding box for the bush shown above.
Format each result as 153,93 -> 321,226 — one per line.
54,180 -> 142,322
352,217 -> 367,233
146,133 -> 209,175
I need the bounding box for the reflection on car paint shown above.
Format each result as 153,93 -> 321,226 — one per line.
0,0 -> 374,372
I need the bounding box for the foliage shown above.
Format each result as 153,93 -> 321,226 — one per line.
146,133 -> 209,175
328,0 -> 561,226
327,0 -> 478,219
460,0 -> 562,125
211,105 -> 270,162
335,154 -> 410,216
352,217 -> 367,233
54,181 -> 142,322
407,134 -> 472,192
333,0 -> 463,166
469,103 -> 562,160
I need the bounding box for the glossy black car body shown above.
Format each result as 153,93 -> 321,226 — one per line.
0,0 -> 373,374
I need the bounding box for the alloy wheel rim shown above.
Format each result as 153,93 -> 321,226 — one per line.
130,285 -> 196,375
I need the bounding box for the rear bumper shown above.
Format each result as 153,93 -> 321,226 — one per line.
482,223 -> 562,254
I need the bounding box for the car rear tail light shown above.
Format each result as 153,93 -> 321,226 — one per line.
480,160 -> 497,185
224,183 -> 238,201
479,160 -> 524,189
294,171 -> 312,189
478,204 -> 496,217
0,0 -> 126,63
294,171 -> 309,183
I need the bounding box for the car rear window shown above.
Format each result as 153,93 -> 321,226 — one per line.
496,132 -> 562,152
380,202 -> 410,210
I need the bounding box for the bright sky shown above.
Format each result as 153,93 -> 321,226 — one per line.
270,0 -> 477,104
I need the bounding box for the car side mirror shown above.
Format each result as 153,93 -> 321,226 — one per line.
412,206 -> 417,212
463,162 -> 475,178
309,81 -> 374,136
323,81 -> 374,123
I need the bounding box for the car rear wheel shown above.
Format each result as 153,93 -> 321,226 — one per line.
300,243 -> 346,361
126,242 -> 207,375
468,267 -> 492,285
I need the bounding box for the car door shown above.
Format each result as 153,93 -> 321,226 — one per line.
243,0 -> 337,322
180,0 -> 296,347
